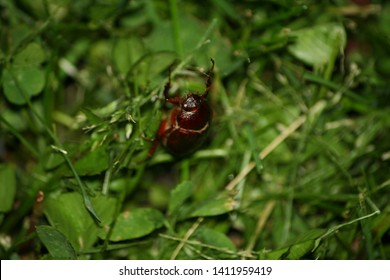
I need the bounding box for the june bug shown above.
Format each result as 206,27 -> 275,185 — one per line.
148,59 -> 215,157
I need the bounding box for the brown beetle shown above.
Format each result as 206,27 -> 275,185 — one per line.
148,59 -> 215,157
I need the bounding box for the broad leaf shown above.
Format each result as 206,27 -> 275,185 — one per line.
2,68 -> 45,105
260,229 -> 327,260
288,23 -> 346,67
168,181 -> 193,215
2,42 -> 46,105
188,191 -> 236,218
44,192 -> 117,251
194,226 -> 237,259
36,225 -> 77,260
73,146 -> 110,176
107,208 -> 165,241
13,42 -> 46,67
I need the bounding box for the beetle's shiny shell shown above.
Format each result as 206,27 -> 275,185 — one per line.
146,59 -> 215,158
161,94 -> 212,156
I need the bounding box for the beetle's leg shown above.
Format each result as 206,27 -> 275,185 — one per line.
163,65 -> 172,100
203,58 -> 215,97
163,64 -> 182,106
134,133 -> 158,162
146,119 -> 170,158
166,96 -> 182,105
147,137 -> 160,158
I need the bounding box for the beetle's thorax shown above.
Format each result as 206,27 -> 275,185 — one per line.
175,94 -> 212,130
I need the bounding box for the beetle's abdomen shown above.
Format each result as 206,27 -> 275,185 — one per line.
163,123 -> 210,156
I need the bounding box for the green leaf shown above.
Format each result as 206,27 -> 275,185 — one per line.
189,191 -> 236,218
288,23 -> 346,67
36,225 -> 77,259
2,67 -> 45,105
1,42 -> 46,105
113,37 -> 144,75
7,24 -> 32,51
13,42 -> 46,67
45,151 -> 65,170
372,212 -> 390,242
123,52 -> 176,87
261,229 -> 327,260
195,227 -> 237,259
168,181 -> 193,215
107,208 -> 165,241
44,192 -> 117,251
81,108 -> 103,125
73,146 -> 110,176
0,164 -> 16,213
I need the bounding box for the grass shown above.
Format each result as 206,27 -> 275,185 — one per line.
1,0 -> 390,260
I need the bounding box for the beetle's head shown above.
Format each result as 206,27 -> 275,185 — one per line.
182,94 -> 205,112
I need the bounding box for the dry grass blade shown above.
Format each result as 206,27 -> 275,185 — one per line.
226,115 -> 307,191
